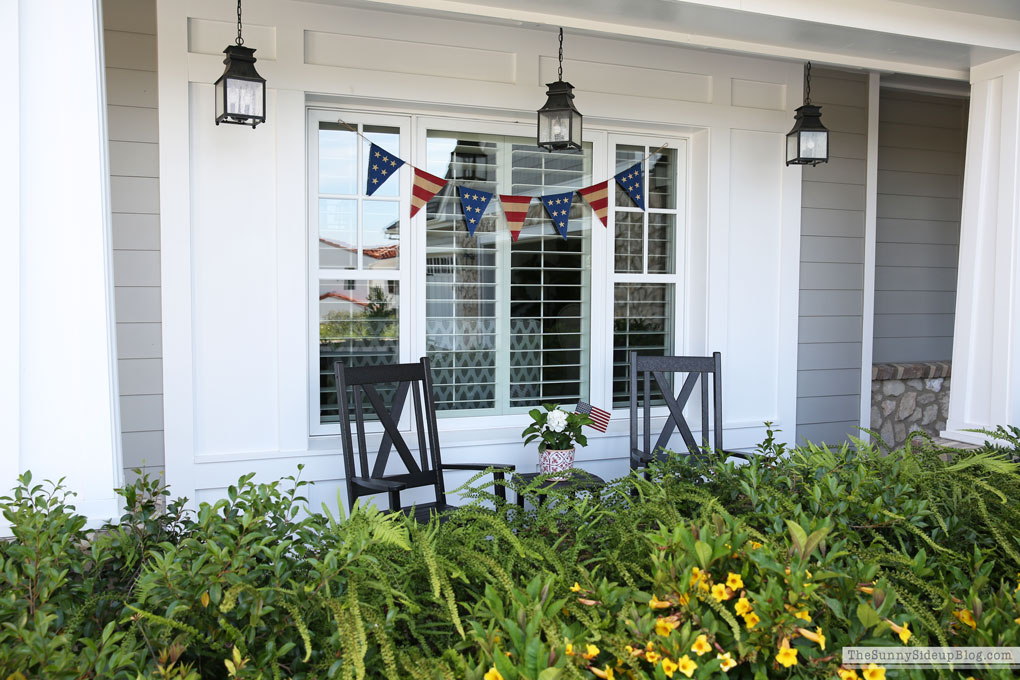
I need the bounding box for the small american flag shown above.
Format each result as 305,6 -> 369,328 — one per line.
575,401 -> 611,433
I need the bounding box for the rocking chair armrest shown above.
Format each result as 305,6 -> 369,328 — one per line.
441,463 -> 515,472
630,448 -> 654,464
352,478 -> 407,493
719,449 -> 752,461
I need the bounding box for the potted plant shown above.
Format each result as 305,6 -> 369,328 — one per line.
521,404 -> 592,479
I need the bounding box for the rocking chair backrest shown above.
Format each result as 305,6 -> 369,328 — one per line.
629,351 -> 724,468
333,357 -> 446,510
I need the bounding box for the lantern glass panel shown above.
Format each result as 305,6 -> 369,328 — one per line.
800,130 -> 827,159
786,133 -> 799,163
215,78 -> 225,120
570,111 -> 582,147
226,77 -> 263,118
540,109 -> 572,146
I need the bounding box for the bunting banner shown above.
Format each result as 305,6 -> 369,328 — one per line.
351,135 -> 664,242
614,162 -> 645,211
576,180 -> 610,227
459,187 -> 494,237
410,169 -> 447,218
366,143 -> 406,196
499,195 -> 532,242
541,192 -> 575,240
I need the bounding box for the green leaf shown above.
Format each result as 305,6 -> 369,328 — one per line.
856,602 -> 881,629
786,520 -> 807,557
803,526 -> 831,558
538,669 -> 562,680
694,540 -> 713,569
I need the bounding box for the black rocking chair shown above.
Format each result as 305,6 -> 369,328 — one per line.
334,357 -> 514,521
629,351 -> 750,471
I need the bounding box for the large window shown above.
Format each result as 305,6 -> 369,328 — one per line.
309,112 -> 685,429
424,131 -> 593,413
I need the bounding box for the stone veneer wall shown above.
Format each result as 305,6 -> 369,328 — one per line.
870,362 -> 951,450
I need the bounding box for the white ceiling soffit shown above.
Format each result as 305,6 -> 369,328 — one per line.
322,0 -> 1020,81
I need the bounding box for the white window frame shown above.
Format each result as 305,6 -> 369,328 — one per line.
411,117 -> 607,431
306,109 -> 690,438
606,133 -> 689,417
307,109 -> 412,437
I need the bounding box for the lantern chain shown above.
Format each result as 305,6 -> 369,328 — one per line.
804,61 -> 812,105
236,0 -> 244,46
557,27 -> 564,81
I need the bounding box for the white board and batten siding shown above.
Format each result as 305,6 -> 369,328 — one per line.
873,90 -> 966,363
103,0 -> 165,481
157,0 -> 804,509
796,69 -> 869,445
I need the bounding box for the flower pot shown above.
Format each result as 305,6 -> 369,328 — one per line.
539,447 -> 575,480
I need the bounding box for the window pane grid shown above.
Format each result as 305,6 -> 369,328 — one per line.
426,131 -> 591,413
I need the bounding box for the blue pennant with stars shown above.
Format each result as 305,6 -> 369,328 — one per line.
541,191 -> 575,240
458,186 -> 494,237
614,162 -> 645,211
366,143 -> 406,196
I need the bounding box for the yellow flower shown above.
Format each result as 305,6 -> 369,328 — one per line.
858,586 -> 874,594
953,609 -> 977,629
649,594 -> 672,609
661,657 -> 678,678
678,593 -> 690,606
734,597 -> 752,616
743,611 -> 760,629
698,579 -> 710,593
718,652 -> 736,672
646,641 -> 655,652
794,609 -> 812,622
797,626 -> 826,651
711,583 -> 731,602
885,619 -> 911,645
565,640 -> 574,656
570,582 -> 582,592
691,634 -> 712,656
749,540 -> 763,549
1014,616 -> 1020,625
583,643 -> 600,660
656,617 -> 680,637
646,650 -> 661,663
590,666 -> 614,680
726,572 -> 744,590
862,663 -> 886,680
690,567 -> 704,586
676,655 -> 698,678
483,668 -> 503,680
775,643 -> 798,668
837,669 -> 860,680
625,645 -> 635,656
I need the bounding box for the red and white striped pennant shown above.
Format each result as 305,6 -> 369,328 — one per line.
499,194 -> 533,242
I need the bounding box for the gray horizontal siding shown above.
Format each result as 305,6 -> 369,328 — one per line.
872,89 -> 965,363
104,0 -> 164,476
797,69 -> 868,446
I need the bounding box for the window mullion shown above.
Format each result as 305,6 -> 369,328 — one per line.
495,138 -> 511,415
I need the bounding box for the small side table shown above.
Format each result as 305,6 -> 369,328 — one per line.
513,469 -> 606,508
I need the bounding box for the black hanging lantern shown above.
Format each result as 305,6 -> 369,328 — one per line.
537,28 -> 582,151
786,62 -> 828,166
214,0 -> 266,128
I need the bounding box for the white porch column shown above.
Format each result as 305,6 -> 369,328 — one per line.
943,53 -> 1020,445
0,0 -> 122,534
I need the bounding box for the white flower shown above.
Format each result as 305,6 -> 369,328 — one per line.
546,409 -> 567,433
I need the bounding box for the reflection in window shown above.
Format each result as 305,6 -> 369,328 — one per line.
318,281 -> 400,423
612,283 -> 675,407
425,130 -> 592,413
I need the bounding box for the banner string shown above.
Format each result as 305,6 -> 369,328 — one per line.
337,118 -> 669,192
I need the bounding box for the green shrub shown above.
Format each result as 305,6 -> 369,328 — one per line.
1,428 -> 1019,679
